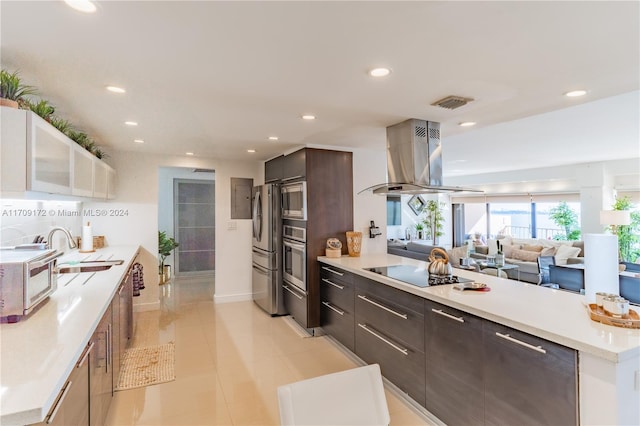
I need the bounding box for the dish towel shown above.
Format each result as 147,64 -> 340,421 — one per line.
133,262 -> 144,296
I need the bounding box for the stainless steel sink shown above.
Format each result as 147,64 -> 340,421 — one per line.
56,260 -> 124,274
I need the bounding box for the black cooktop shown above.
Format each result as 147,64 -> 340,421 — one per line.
365,265 -> 473,288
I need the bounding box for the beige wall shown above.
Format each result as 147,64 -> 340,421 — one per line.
85,150 -> 260,310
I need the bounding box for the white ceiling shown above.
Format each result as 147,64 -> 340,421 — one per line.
1,1 -> 638,177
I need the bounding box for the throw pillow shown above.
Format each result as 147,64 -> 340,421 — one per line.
502,244 -> 516,258
448,246 -> 469,267
522,244 -> 543,252
475,246 -> 489,255
540,246 -> 557,257
511,248 -> 541,262
554,245 -> 582,265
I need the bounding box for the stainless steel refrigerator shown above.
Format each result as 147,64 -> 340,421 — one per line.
252,183 -> 287,315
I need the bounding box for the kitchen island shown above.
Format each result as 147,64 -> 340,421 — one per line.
0,245 -> 140,425
319,253 -> 640,426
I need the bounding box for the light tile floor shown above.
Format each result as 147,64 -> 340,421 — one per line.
106,275 -> 433,425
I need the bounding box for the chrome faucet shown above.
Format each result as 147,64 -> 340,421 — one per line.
46,227 -> 78,250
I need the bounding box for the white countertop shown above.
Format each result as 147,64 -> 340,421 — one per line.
0,245 -> 140,425
318,253 -> 640,363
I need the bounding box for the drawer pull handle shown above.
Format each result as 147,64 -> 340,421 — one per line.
322,301 -> 345,316
77,341 -> 95,368
46,381 -> 72,424
496,332 -> 547,354
322,266 -> 344,276
357,295 -> 408,319
431,308 -> 465,323
322,278 -> 344,290
358,323 -> 408,356
283,285 -> 304,300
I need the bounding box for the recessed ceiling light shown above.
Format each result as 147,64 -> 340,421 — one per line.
133,139 -> 144,144
565,90 -> 587,97
106,86 -> 126,94
268,136 -> 279,141
247,149 -> 256,153
64,0 -> 96,13
369,67 -> 391,77
125,121 -> 138,126
459,121 -> 476,127
302,115 -> 316,120
185,152 -> 194,156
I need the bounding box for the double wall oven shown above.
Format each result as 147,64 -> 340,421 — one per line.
282,223 -> 306,292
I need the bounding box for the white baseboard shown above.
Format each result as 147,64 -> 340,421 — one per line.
133,301 -> 160,312
213,292 -> 253,304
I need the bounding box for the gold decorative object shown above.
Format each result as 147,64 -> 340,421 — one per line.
346,231 -> 362,257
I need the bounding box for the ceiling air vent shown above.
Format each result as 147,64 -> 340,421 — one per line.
192,168 -> 215,173
431,95 -> 474,110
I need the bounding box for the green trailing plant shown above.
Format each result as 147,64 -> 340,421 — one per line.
610,196 -> 640,263
28,99 -> 55,121
423,200 -> 445,245
0,69 -> 37,101
549,201 -> 581,241
94,148 -> 106,159
158,231 -> 179,272
49,116 -> 73,134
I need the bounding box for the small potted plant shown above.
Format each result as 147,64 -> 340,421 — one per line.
158,231 -> 179,284
415,222 -> 425,240
0,69 -> 36,108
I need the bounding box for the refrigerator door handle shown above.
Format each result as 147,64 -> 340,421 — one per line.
253,190 -> 262,241
252,263 -> 270,275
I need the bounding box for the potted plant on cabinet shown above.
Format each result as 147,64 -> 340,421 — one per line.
0,69 -> 36,108
415,222 -> 425,240
158,231 -> 179,284
423,200 -> 445,245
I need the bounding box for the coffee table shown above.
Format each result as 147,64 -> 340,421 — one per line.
478,262 -> 520,281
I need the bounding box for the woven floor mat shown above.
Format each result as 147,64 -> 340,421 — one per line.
116,342 -> 175,391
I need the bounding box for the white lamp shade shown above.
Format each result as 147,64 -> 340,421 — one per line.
600,210 -> 631,226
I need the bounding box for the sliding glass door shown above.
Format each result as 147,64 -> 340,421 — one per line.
174,179 -> 215,274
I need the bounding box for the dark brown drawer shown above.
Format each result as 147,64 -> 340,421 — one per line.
355,321 -> 426,406
321,301 -> 355,351
283,282 -> 308,329
355,275 -> 423,315
321,276 -> 354,311
320,264 -> 353,287
355,279 -> 424,352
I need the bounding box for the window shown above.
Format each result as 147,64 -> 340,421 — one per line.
387,196 -> 401,226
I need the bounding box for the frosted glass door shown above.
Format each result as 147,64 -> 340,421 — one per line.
72,146 -> 94,197
28,113 -> 72,194
174,179 -> 215,274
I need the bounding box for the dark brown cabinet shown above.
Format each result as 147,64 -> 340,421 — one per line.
354,275 -> 426,406
283,282 -> 307,325
424,300 -> 484,425
483,321 -> 578,426
282,149 -> 306,181
265,155 -> 284,183
112,267 -> 133,392
320,264 -> 355,351
34,343 -> 91,426
276,148 -> 353,329
89,305 -> 113,426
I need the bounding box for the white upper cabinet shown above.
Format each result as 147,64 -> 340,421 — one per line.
27,112 -> 72,194
72,143 -> 94,197
0,106 -> 115,198
106,164 -> 116,199
93,158 -> 108,199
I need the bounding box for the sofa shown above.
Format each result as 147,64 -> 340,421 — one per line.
469,237 -> 584,284
387,240 -> 447,261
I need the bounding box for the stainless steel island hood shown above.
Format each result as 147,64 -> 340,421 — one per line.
358,119 -> 481,195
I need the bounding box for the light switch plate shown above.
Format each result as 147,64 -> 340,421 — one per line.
227,221 -> 237,230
